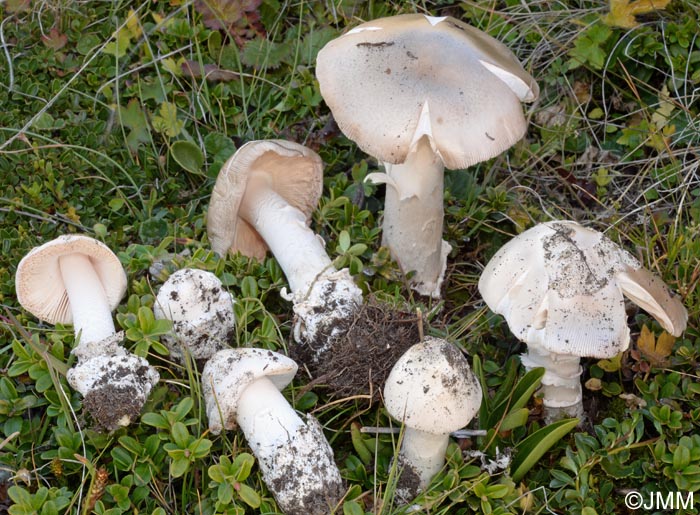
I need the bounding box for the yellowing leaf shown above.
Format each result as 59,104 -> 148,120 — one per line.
126,9 -> 143,40
104,28 -> 132,58
597,352 -> 622,372
603,0 -> 672,29
651,85 -> 675,129
637,324 -> 676,364
152,102 -> 184,138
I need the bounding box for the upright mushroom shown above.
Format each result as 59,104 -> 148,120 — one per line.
478,220 -> 688,421
154,268 -> 235,368
316,13 -> 538,297
202,348 -> 344,515
383,336 -> 482,502
207,139 -> 362,359
15,234 -> 159,430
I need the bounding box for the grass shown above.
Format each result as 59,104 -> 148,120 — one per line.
1,0 -> 699,514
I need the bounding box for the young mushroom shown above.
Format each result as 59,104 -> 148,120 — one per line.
15,234 -> 159,430
202,348 -> 344,515
478,220 -> 688,422
154,268 -> 235,368
383,336 -> 482,502
207,139 -> 362,360
316,13 -> 538,298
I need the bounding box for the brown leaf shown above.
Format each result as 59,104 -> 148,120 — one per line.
637,324 -> 675,364
42,27 -> 68,50
181,60 -> 240,82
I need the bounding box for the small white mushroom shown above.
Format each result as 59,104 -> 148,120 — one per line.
207,140 -> 362,359
316,14 -> 538,297
478,220 -> 688,422
383,336 -> 482,502
154,268 -> 235,366
15,234 -> 159,430
202,348 -> 344,515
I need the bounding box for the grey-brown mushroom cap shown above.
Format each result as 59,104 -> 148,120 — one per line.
383,337 -> 482,435
201,348 -> 298,433
15,234 -> 127,325
206,140 -> 324,260
316,13 -> 539,168
478,220 -> 688,359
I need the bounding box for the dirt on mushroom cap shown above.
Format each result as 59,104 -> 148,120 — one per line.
289,298 -> 420,400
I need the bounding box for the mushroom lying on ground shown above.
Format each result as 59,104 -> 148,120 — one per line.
478,220 -> 688,422
207,139 -> 362,361
383,336 -> 482,502
316,13 -> 538,298
15,234 -> 159,430
154,268 -> 235,368
202,348 -> 344,515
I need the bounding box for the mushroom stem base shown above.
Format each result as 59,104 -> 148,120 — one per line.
236,379 -> 344,515
395,428 -> 449,502
520,346 -> 583,423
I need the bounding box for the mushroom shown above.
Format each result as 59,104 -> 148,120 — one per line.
154,268 -> 235,367
383,336 -> 482,502
478,220 -> 688,421
15,234 -> 159,430
202,348 -> 345,515
207,139 -> 363,359
316,14 -> 538,297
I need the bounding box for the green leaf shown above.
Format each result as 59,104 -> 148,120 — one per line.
170,421 -> 190,448
499,408 -> 530,431
338,230 -> 351,253
169,457 -> 190,478
233,453 -> 255,481
117,99 -> 150,152
511,418 -> 579,482
343,500 -> 365,515
170,140 -> 204,175
237,483 -> 261,508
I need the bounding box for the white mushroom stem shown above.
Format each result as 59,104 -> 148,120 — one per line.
520,345 -> 584,422
367,135 -> 451,299
58,253 -> 117,355
239,182 -> 334,296
236,377 -> 305,448
398,428 -> 450,489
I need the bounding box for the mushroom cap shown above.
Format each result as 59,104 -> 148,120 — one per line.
383,336 -> 482,435
154,268 -> 235,363
207,139 -> 324,259
201,348 -> 298,434
15,234 -> 127,325
478,220 -> 688,358
316,13 -> 539,168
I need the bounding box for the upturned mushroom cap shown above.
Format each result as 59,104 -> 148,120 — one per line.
207,140 -> 324,259
383,336 -> 482,434
201,348 -> 298,434
15,235 -> 127,325
316,13 -> 539,168
478,220 -> 688,358
154,268 -> 235,364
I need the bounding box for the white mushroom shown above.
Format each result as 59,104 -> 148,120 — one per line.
316,14 -> 538,298
383,336 -> 482,502
478,220 -> 688,422
154,268 -> 235,366
15,234 -> 159,430
202,348 -> 344,515
207,139 -> 362,359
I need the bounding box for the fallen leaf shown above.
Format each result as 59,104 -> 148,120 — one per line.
181,60 -> 240,82
603,0 -> 672,29
637,324 -> 676,364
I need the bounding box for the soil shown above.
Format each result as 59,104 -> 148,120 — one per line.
83,383 -> 146,432
290,299 -> 420,400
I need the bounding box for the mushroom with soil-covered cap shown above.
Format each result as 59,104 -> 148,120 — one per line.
316,13 -> 538,298
383,336 -> 482,502
478,220 -> 688,422
207,139 -> 362,358
154,268 -> 235,367
15,234 -> 159,430
202,348 -> 344,515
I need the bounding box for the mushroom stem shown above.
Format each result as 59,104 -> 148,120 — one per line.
58,253 -> 117,353
369,136 -> 451,298
236,376 -> 306,448
520,345 -> 583,422
239,182 -> 333,296
398,428 -> 449,491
